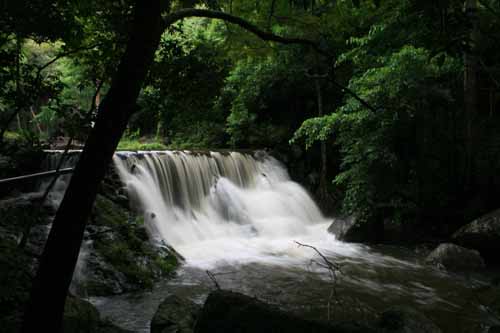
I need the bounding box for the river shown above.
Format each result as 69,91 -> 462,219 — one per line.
83,150 -> 500,332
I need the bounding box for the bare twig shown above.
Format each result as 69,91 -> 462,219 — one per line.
295,241 -> 341,271
205,270 -> 236,290
206,270 -> 221,290
295,241 -> 342,321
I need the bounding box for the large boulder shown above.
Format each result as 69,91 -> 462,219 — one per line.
425,243 -> 485,272
63,295 -> 131,333
194,290 -> 375,333
377,307 -> 441,333
151,295 -> 201,333
452,208 -> 500,265
327,216 -> 378,243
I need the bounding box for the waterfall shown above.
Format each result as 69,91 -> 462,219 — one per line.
39,151 -> 81,208
113,150 -> 340,268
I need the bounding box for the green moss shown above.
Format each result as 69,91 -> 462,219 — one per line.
92,195 -> 128,227
63,296 -> 133,333
3,131 -> 22,141
154,254 -> 178,274
90,194 -> 178,292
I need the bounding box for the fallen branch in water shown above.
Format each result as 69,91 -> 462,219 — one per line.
205,270 -> 236,290
206,270 -> 221,290
294,241 -> 343,321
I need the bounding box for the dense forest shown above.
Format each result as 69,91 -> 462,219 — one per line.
2,0 -> 500,332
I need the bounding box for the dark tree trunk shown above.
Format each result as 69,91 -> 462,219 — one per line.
464,0 -> 478,189
22,1 -> 163,331
314,78 -> 328,200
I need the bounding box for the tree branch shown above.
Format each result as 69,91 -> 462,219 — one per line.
327,77 -> 379,113
162,8 -> 333,59
35,43 -> 103,76
478,0 -> 500,18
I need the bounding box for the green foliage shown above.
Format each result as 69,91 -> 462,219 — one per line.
294,45 -> 460,221
222,56 -> 285,146
0,133 -> 44,196
219,49 -> 317,148
129,18 -> 229,149
117,129 -> 168,151
117,139 -> 169,151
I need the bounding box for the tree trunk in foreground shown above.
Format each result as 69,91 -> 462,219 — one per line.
22,1 -> 163,331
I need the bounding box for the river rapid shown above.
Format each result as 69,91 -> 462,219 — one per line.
83,150 -> 500,332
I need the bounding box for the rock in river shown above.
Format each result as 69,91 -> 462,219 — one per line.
151,295 -> 201,333
194,290 -> 374,333
327,216 -> 378,243
452,208 -> 500,265
425,243 -> 485,272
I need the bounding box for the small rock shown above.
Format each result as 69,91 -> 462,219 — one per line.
63,295 -> 132,333
327,216 -> 378,243
151,295 -> 201,333
425,243 -> 485,272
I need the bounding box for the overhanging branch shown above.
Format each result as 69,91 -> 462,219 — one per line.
36,43 -> 102,76
162,8 -> 333,59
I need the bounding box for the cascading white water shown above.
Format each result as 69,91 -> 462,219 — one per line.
113,150 -> 356,268
39,151 -> 81,208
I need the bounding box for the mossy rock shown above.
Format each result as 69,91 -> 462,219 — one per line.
63,295 -> 133,333
151,295 -> 201,333
194,290 -> 375,333
91,194 -> 128,227
84,195 -> 178,296
63,295 -> 101,332
425,243 -> 485,272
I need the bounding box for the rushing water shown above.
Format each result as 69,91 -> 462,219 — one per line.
101,150 -> 500,333
41,150 -> 500,332
112,150 -> 331,268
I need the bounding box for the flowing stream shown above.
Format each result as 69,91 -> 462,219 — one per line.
44,150 -> 500,332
